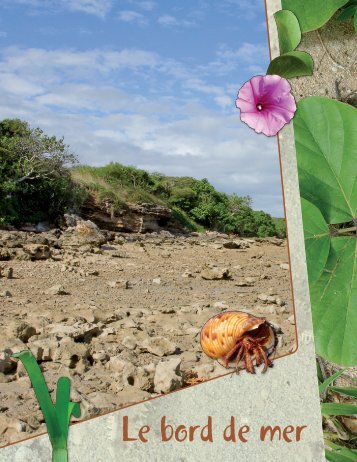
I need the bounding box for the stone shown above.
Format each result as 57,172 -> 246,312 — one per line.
23,244 -> 51,260
28,338 -> 59,361
194,363 -> 215,380
223,240 -> 249,249
181,270 -> 194,278
0,290 -> 12,298
154,358 -> 182,393
107,280 -> 129,289
122,336 -> 137,350
10,322 -> 36,343
280,263 -> 290,270
140,336 -> 177,357
257,293 -> 269,302
55,338 -> 90,369
45,285 -> 68,296
201,267 -> 230,280
152,277 -> 161,285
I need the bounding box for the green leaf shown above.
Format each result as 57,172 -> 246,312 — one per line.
310,237 -> 357,365
267,51 -> 314,78
330,386 -> 357,398
294,97 -> 357,224
281,0 -> 350,32
326,441 -> 357,460
321,402 -> 357,416
337,5 -> 357,19
326,449 -> 356,462
274,10 -> 302,54
301,198 -> 330,283
319,369 -> 346,394
294,97 -> 357,366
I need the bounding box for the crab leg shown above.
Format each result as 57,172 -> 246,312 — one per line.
234,343 -> 246,372
257,345 -> 272,373
224,339 -> 243,366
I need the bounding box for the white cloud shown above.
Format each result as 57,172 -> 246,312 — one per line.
2,0 -> 113,17
0,72 -> 43,96
0,45 -> 284,216
157,15 -> 196,28
117,10 -> 147,26
200,42 -> 269,76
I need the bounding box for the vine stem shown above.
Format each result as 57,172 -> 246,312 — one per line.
336,226 -> 357,235
316,30 -> 346,70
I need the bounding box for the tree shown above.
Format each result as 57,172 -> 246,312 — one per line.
0,119 -> 80,224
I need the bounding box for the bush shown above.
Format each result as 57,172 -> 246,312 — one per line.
0,119 -> 80,225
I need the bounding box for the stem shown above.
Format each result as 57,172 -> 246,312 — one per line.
337,226 -> 357,235
12,351 -> 80,462
53,447 -> 68,462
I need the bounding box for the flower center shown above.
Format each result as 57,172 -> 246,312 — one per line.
256,103 -> 263,111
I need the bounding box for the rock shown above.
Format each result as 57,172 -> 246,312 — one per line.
257,293 -> 269,302
140,336 -> 177,357
80,197 -> 176,234
181,270 -> 194,278
152,278 -> 161,285
45,285 -> 68,296
107,280 -> 129,289
10,322 -> 36,343
46,321 -> 101,342
223,240 -> 249,249
201,267 -> 230,280
154,358 -> 182,393
122,336 -> 137,350
0,415 -> 27,435
133,364 -> 155,391
55,338 -> 90,369
28,339 -> 59,361
288,315 -> 295,325
280,263 -> 290,270
0,337 -> 26,373
6,268 -> 13,279
194,363 -> 215,380
106,357 -> 128,373
0,290 -> 12,298
23,244 -> 51,260
62,217 -> 107,247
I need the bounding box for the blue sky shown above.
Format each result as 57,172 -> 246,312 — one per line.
0,0 -> 284,217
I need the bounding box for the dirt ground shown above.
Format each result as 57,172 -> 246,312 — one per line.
0,225 -> 296,446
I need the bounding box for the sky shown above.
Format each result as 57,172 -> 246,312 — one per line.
0,0 -> 285,217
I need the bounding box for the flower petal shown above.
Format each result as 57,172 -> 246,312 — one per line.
235,74 -> 296,137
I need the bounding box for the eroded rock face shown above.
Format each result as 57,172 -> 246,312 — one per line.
81,197 -> 176,233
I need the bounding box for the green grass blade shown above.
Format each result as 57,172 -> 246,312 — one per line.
321,402 -> 357,416
330,386 -> 357,398
319,369 -> 346,394
325,440 -> 357,460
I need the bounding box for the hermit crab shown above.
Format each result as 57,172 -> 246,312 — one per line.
200,311 -> 277,374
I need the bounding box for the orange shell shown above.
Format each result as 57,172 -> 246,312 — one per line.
200,311 -> 274,360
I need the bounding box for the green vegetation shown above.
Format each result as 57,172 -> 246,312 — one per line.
73,164 -> 280,236
0,118 -> 81,225
0,119 -> 285,237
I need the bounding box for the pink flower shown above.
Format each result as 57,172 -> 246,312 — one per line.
235,75 -> 296,137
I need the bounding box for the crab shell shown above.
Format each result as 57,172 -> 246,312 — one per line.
200,311 -> 276,365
